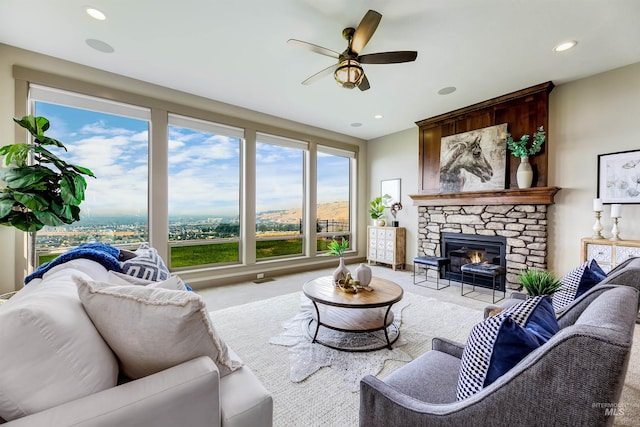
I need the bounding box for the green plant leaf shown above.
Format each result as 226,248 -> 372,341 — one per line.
60,173 -> 79,204
14,116 -> 50,138
0,198 -> 14,219
33,210 -> 65,227
0,144 -> 32,167
0,167 -> 55,189
34,135 -> 66,149
14,191 -> 49,211
73,173 -> 87,201
70,164 -> 95,178
7,211 -> 44,232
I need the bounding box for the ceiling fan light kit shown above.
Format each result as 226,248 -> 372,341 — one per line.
290,9 -> 417,91
334,59 -> 364,88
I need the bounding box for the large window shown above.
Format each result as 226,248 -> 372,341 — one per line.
31,87 -> 150,260
167,115 -> 242,268
20,77 -> 358,273
255,133 -> 306,259
316,146 -> 353,252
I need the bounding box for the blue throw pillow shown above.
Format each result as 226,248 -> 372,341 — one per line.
552,260 -> 606,312
120,243 -> 170,281
456,296 -> 559,401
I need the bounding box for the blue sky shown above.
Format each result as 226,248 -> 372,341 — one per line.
33,102 -> 350,218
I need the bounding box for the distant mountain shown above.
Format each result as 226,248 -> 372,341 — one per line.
257,201 -> 348,224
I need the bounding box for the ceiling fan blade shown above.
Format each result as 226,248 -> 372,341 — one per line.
351,10 -> 382,54
359,51 -> 418,64
358,74 -> 370,91
287,39 -> 340,59
301,63 -> 338,85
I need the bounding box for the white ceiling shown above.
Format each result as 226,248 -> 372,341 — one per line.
1,0 -> 639,140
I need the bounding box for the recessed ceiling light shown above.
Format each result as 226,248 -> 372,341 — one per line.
374,114 -> 383,120
553,40 -> 577,52
85,7 -> 106,21
438,86 -> 456,95
86,39 -> 114,53
350,122 -> 362,127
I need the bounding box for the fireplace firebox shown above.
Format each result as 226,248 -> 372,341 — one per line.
441,233 -> 506,291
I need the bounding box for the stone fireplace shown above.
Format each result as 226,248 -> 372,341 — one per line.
417,204 -> 549,289
442,232 -> 507,291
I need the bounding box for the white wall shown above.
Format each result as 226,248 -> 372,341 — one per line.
549,62 -> 640,272
368,62 -> 640,276
367,127 -> 419,262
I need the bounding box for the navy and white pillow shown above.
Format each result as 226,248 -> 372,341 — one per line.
120,243 -> 170,281
456,296 -> 559,401
552,260 -> 606,312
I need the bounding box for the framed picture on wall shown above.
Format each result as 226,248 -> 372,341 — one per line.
597,149 -> 640,204
381,178 -> 400,207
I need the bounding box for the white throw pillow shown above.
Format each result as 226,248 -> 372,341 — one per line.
0,267 -> 119,421
74,277 -> 242,379
106,270 -> 188,291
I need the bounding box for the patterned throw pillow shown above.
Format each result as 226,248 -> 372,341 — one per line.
456,296 -> 559,401
120,243 -> 170,281
552,260 -> 606,312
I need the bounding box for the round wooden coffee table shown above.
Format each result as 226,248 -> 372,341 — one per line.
302,276 -> 404,352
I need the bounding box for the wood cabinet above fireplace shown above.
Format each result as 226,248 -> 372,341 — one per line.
411,82 -> 557,206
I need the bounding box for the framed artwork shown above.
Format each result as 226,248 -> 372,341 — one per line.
597,150 -> 640,204
438,123 -> 507,193
381,178 -> 400,207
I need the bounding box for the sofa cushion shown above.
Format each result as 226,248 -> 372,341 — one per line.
0,261 -> 119,421
552,260 -> 606,312
120,242 -> 170,281
75,277 -> 242,379
457,296 -> 558,400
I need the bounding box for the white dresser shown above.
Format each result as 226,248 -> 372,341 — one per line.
581,238 -> 640,273
367,226 -> 406,271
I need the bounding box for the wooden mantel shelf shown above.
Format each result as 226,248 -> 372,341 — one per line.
409,187 -> 561,207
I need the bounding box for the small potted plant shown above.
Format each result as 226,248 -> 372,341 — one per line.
505,126 -> 545,189
369,194 -> 390,226
517,268 -> 562,297
327,237 -> 350,284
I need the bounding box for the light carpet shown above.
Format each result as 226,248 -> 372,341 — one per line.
209,291 -> 483,427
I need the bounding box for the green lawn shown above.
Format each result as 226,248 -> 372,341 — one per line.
37,237 -> 348,268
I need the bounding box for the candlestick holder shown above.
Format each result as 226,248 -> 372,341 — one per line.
592,211 -> 604,239
610,217 -> 621,241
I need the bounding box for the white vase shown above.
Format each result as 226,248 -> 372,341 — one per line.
516,156 -> 533,189
332,257 -> 349,284
375,219 -> 386,227
355,263 -> 372,286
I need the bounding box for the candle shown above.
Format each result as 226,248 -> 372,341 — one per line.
593,198 -> 603,212
611,204 -> 621,218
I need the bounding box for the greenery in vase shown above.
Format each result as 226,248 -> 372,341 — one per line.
326,237 -> 349,257
518,268 -> 562,296
369,194 -> 391,220
506,126 -> 546,158
0,116 -> 95,232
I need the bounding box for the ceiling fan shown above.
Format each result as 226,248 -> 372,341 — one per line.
288,10 -> 418,91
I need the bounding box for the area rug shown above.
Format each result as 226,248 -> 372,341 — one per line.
209,291 -> 483,427
268,295 -> 413,391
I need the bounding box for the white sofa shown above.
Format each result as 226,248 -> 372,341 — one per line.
0,259 -> 272,427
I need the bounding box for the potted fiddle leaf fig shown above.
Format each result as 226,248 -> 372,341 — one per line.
0,116 -> 95,266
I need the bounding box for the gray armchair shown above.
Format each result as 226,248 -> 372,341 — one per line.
483,256 -> 640,318
359,285 -> 638,427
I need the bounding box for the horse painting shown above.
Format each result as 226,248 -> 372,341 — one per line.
438,124 -> 507,193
